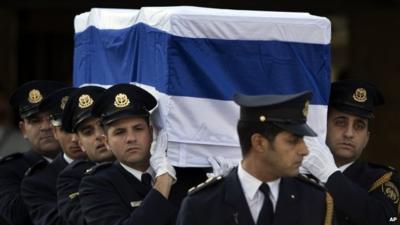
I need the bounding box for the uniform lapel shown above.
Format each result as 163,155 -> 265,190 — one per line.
115,162 -> 150,197
25,149 -> 44,165
224,168 -> 256,225
344,161 -> 376,189
272,178 -> 300,225
106,163 -> 151,210
52,154 -> 69,172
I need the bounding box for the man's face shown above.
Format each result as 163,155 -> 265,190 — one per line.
19,112 -> 60,158
261,131 -> 309,178
52,126 -> 86,160
326,108 -> 370,166
105,116 -> 152,171
76,117 -> 113,162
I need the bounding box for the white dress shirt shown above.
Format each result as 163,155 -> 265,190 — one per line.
63,154 -> 74,164
42,156 -> 53,163
237,163 -> 280,223
120,162 -> 154,184
339,161 -> 354,172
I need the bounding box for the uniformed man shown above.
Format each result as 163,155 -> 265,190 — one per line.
302,80 -> 400,225
0,80 -> 66,225
177,91 -> 335,225
78,83 -> 178,225
21,87 -> 86,225
0,91 -> 30,157
56,85 -> 115,225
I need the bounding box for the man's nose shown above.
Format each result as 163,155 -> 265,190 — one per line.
344,125 -> 355,138
40,117 -> 52,130
298,138 -> 309,156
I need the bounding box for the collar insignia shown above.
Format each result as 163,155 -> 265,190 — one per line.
130,201 -> 142,208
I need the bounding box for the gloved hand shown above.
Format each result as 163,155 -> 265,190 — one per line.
150,129 -> 176,182
301,136 -> 339,183
206,156 -> 237,178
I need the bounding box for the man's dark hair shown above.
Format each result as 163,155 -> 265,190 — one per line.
237,121 -> 284,156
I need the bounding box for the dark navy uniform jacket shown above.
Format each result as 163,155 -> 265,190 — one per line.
57,161 -> 205,225
79,162 -> 177,225
177,168 -> 335,225
21,153 -> 68,225
57,159 -> 95,225
169,167 -> 208,207
0,150 -> 42,225
0,214 -> 11,225
326,160 -> 400,225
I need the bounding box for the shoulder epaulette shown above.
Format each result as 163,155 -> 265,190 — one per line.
296,174 -> 326,192
0,153 -> 23,164
84,162 -> 112,175
297,174 -> 334,225
324,192 -> 334,225
24,159 -> 48,176
369,171 -> 400,215
368,162 -> 398,173
302,173 -> 321,184
188,176 -> 223,195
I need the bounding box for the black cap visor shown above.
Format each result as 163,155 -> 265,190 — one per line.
274,122 -> 317,137
20,106 -> 41,119
73,111 -> 93,132
331,104 -> 374,119
102,108 -> 150,126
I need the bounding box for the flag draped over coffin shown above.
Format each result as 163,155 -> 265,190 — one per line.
73,6 -> 331,167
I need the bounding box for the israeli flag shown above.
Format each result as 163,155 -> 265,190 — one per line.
73,6 -> 331,167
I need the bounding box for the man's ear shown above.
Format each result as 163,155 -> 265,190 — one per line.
51,126 -> 59,141
77,135 -> 86,152
19,120 -> 27,139
251,133 -> 267,153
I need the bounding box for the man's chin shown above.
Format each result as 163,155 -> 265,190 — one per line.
334,148 -> 355,158
39,143 -> 61,153
93,151 -> 114,162
333,151 -> 357,165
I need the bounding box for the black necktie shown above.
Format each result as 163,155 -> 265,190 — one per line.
141,173 -> 152,187
257,183 -> 274,225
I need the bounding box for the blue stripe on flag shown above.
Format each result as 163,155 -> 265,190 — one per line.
74,23 -> 330,104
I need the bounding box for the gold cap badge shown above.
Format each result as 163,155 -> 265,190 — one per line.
259,115 -> 267,122
60,96 -> 69,110
78,94 -> 93,109
114,93 -> 130,108
303,100 -> 309,117
353,88 -> 367,103
28,89 -> 43,104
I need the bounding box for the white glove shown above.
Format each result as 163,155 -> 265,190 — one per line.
302,136 -> 339,183
150,129 -> 176,182
206,156 -> 237,178
298,165 -> 309,174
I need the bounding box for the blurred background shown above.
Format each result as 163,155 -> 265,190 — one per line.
0,0 -> 399,167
